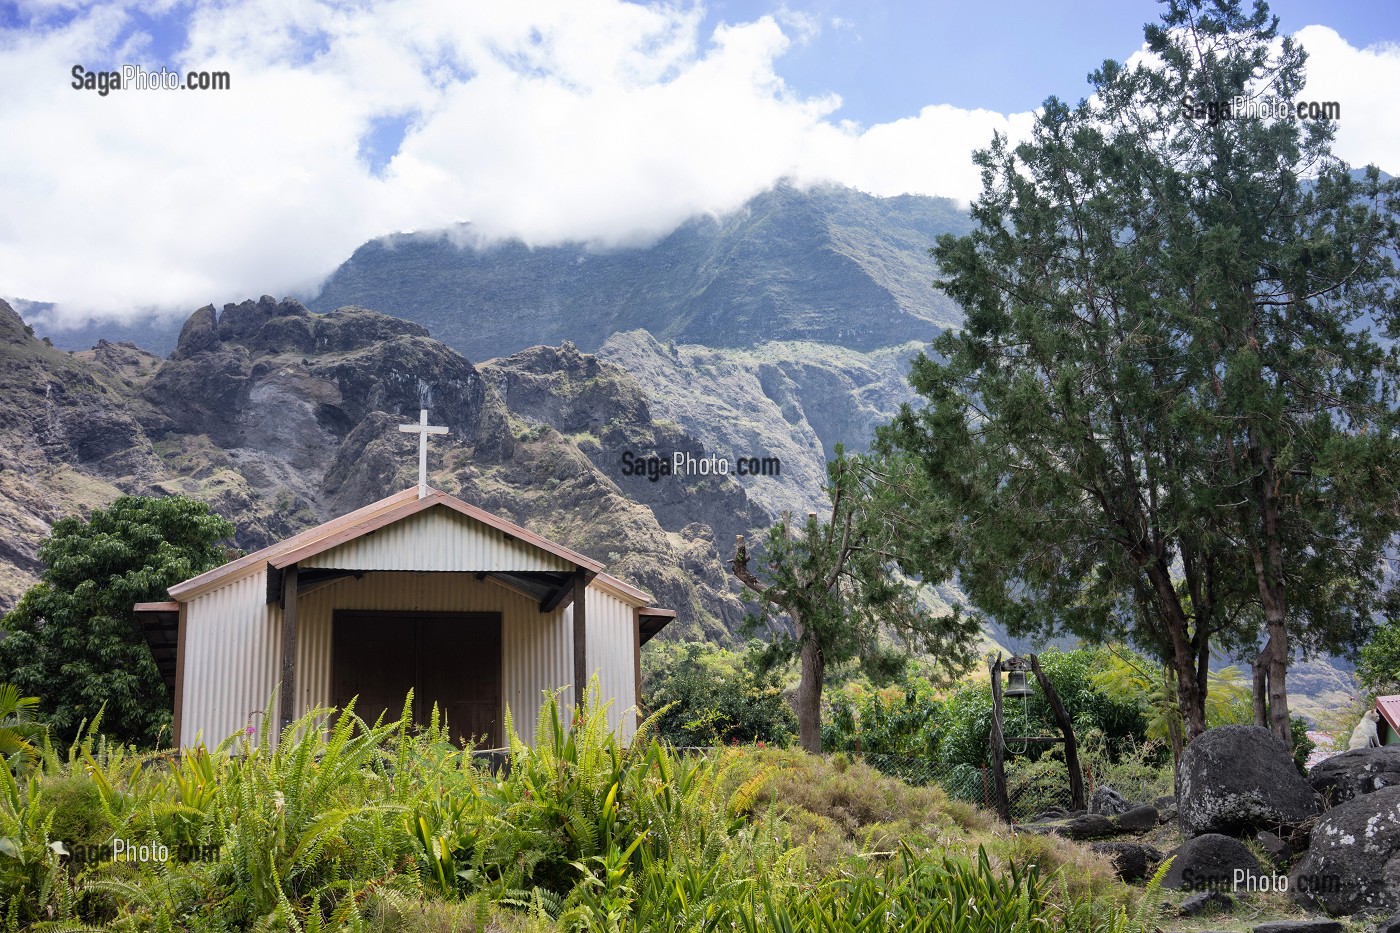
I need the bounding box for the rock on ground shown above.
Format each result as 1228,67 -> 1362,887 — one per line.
1090,841 -> 1163,882
1291,784 -> 1400,917
1116,804 -> 1159,833
1308,747 -> 1400,806
1162,833 -> 1263,892
1090,785 -> 1131,816
1252,921 -> 1344,933
1179,890 -> 1233,916
1178,725 -> 1321,838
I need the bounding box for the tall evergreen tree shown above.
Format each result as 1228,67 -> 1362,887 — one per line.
731,451 -> 979,753
883,0 -> 1400,743
0,496 -> 235,746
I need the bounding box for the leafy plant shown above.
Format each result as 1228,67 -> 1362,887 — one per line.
0,495 -> 235,746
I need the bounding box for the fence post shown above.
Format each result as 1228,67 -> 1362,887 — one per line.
981,765 -> 989,810
1086,762 -> 1094,799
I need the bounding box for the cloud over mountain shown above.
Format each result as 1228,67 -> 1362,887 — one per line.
1,2 -> 1395,329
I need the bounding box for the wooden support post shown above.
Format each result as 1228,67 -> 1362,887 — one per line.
989,654 -> 1011,823
172,603 -> 188,747
1030,653 -> 1085,811
572,568 -> 588,714
633,608 -> 643,731
280,563 -> 299,735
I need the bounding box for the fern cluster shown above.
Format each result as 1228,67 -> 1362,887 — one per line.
0,684 -> 1155,931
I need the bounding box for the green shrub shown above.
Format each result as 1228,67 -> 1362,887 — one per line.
42,774 -> 110,849
0,681 -> 1152,931
641,640 -> 796,746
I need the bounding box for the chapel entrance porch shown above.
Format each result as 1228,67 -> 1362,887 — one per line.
331,609 -> 502,747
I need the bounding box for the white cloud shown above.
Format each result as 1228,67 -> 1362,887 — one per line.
1293,27 -> 1400,171
0,3 -> 1396,329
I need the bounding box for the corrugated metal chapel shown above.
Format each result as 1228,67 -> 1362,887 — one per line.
135,487 -> 674,748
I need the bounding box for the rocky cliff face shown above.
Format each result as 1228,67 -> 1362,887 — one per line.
0,299 -> 171,603
0,297 -> 751,637
308,184 -> 972,360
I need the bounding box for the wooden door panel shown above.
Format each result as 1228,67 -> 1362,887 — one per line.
331,613 -> 417,726
419,615 -> 501,747
332,611 -> 502,747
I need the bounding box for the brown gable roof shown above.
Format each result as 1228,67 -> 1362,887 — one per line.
167,486 -> 651,605
1380,695 -> 1400,735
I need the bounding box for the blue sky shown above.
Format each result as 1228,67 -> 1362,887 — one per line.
2,0 -> 1398,326
702,1 -> 1400,121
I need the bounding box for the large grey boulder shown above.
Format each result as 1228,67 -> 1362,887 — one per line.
1178,725 -> 1321,838
1308,747 -> 1400,805
1291,784 -> 1400,917
1162,833 -> 1263,892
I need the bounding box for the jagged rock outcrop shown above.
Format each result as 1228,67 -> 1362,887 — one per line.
309,184 -> 972,359
0,298 -> 746,636
1178,725 -> 1322,838
481,342 -> 769,553
0,300 -> 170,605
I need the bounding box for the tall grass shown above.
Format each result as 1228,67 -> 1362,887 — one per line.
0,683 -> 1151,931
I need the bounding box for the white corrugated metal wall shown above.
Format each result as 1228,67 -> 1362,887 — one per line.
179,568 -> 281,748
293,571 -> 575,747
574,587 -> 638,742
177,504 -> 645,749
300,508 -> 575,573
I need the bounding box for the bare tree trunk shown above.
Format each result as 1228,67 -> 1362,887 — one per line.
1030,654 -> 1084,811
1266,619 -> 1291,744
1163,666 -> 1184,797
1252,638 -> 1270,728
796,617 -> 825,753
1167,618 -> 1209,741
1245,390 -> 1293,746
1143,567 -> 1209,740
1251,513 -> 1293,745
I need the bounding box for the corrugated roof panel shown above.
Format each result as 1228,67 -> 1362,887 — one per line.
301,507 -> 575,573
1378,695 -> 1400,732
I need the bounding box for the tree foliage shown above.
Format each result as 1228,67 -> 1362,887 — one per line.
882,0 -> 1400,744
0,495 -> 235,747
0,685 -> 42,774
1358,618 -> 1400,695
732,450 -> 980,752
639,640 -> 796,746
822,648 -> 1153,772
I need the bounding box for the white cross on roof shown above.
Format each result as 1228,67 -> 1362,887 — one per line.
398,409 -> 449,498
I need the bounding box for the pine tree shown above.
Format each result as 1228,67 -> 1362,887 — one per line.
883,0 -> 1400,743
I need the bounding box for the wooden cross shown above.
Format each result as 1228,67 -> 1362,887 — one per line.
399,409 -> 449,498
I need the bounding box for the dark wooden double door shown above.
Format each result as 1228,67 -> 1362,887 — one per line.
332,611 -> 502,747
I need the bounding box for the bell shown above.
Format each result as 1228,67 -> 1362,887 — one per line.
1004,669 -> 1033,699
